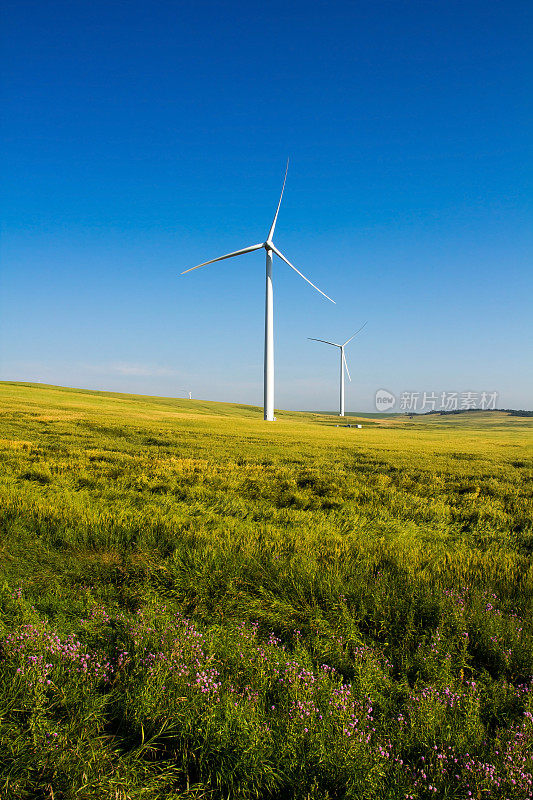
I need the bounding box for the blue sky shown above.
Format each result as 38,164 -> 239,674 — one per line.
1,0 -> 531,411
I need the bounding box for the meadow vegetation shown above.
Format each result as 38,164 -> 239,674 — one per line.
0,381 -> 532,799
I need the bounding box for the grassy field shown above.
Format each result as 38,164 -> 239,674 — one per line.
0,381 -> 532,799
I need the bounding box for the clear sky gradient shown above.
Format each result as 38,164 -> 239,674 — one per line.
1,0 -> 532,411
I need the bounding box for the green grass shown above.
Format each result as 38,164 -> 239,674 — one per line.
0,381 -> 532,799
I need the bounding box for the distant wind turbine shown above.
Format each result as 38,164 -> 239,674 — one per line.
308,323 -> 367,417
181,161 -> 335,421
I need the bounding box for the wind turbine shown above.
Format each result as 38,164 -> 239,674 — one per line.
308,323 -> 367,417
181,161 -> 335,421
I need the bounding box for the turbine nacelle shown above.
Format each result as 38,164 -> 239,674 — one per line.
182,183 -> 336,305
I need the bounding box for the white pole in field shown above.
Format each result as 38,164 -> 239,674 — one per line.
340,346 -> 345,416
264,248 -> 275,421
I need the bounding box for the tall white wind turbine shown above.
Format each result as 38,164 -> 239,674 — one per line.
308,323 -> 367,417
182,161 -> 335,421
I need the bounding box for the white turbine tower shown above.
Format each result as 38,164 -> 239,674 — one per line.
308,323 -> 367,417
181,161 -> 335,421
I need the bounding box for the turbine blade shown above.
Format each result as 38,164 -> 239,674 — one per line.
271,245 -> 335,304
267,158 -> 289,241
343,351 -> 352,382
181,243 -> 264,274
307,338 -> 341,347
342,321 -> 368,347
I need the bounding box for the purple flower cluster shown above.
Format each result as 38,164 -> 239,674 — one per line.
1,594 -> 531,798
5,622 -> 113,687
404,717 -> 533,799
